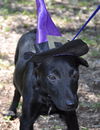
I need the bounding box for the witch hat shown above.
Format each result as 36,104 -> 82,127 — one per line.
24,0 -> 89,61
36,0 -> 62,44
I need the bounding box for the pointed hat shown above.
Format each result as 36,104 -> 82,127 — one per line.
36,0 -> 62,44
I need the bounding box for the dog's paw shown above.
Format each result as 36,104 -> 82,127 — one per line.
3,110 -> 17,120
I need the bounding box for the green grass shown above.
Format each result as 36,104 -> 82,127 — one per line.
79,0 -> 99,7
81,127 -> 89,130
16,0 -> 34,6
4,26 -> 11,32
80,36 -> 97,45
62,17 -> 73,22
57,4 -> 67,9
53,125 -> 65,129
0,6 -> 36,17
91,50 -> 100,57
80,102 -> 100,110
0,6 -> 20,16
0,0 -> 35,17
3,0 -> 34,5
22,10 -> 36,18
4,116 -> 12,121
91,103 -> 100,110
79,1 -> 89,7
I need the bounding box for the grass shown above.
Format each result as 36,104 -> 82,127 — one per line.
53,4 -> 68,10
91,50 -> 100,57
0,6 -> 20,16
80,36 -> 97,45
80,102 -> 100,110
0,0 -> 35,17
22,10 -> 36,18
53,125 -> 65,129
0,6 -> 36,17
78,0 -> 98,7
81,127 -> 89,130
16,0 -> 34,5
79,1 -> 90,7
3,0 -> 34,5
4,116 -> 12,121
4,26 -> 11,32
91,103 -> 100,110
52,16 -> 72,27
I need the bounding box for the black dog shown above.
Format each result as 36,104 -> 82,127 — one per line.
7,29 -> 89,130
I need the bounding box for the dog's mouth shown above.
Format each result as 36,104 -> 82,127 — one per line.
38,93 -> 78,112
65,105 -> 78,111
50,96 -> 78,112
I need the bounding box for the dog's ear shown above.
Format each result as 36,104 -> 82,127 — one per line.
60,39 -> 89,56
31,39 -> 89,58
24,52 -> 42,69
24,52 -> 47,63
77,57 -> 89,67
24,39 -> 89,63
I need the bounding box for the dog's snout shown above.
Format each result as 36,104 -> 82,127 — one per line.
66,100 -> 76,109
67,103 -> 75,108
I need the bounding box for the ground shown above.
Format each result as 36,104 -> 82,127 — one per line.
0,0 -> 100,130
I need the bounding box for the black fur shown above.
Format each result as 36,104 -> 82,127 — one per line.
7,30 -> 89,130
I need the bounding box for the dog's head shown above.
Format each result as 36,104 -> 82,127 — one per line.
24,39 -> 89,111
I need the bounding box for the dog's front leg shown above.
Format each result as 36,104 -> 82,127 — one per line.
20,93 -> 34,130
20,95 -> 41,130
20,62 -> 41,130
60,111 -> 79,130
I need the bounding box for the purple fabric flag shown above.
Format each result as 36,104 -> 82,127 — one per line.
36,0 -> 62,44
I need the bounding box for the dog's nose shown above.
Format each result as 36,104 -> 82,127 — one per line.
66,101 -> 75,109
67,104 -> 75,108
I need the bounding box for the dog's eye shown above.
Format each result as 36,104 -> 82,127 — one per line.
47,74 -> 57,81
